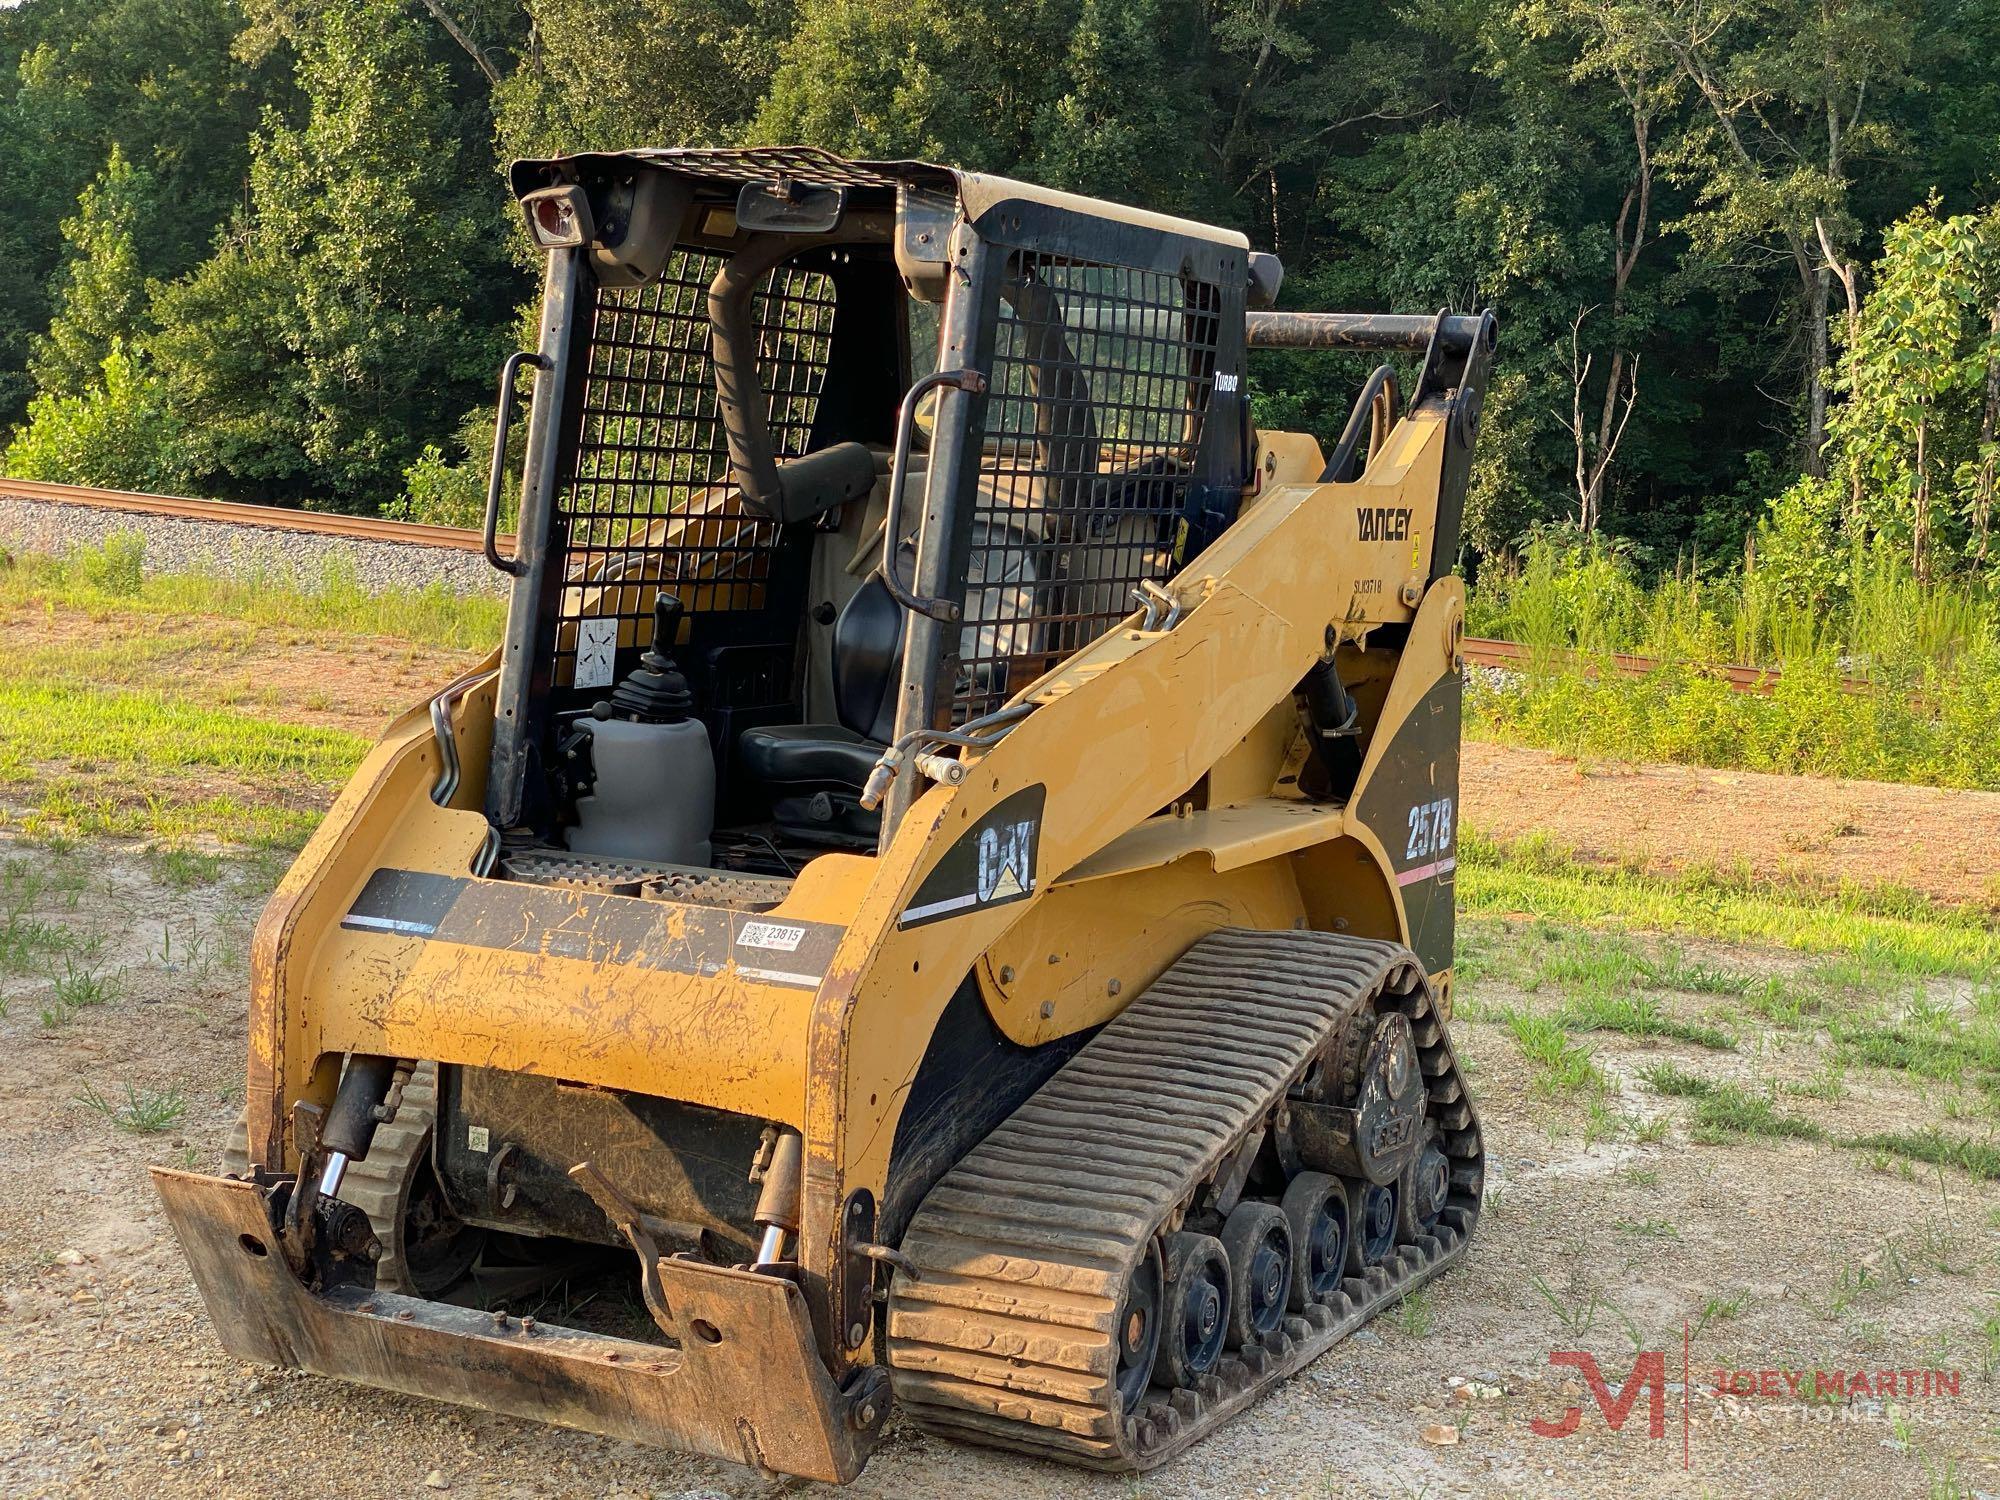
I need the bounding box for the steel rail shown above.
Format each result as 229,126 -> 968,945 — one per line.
0,477 -> 506,553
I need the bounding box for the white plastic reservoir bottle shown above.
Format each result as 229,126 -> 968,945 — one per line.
567,595 -> 715,866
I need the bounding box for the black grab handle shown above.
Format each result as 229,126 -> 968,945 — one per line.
483,350 -> 549,577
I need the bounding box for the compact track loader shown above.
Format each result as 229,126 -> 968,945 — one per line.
155,147 -> 1495,1482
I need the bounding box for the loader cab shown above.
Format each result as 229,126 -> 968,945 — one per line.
484,148 -> 1253,880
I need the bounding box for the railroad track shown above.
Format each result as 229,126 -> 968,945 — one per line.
6,476 -> 1828,696
1456,636 -> 1806,696
0,476 -> 504,553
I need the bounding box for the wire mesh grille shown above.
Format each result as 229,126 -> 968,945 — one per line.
555,253 -> 836,684
958,253 -> 1222,720
617,145 -> 947,192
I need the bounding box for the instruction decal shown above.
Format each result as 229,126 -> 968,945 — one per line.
898,785 -> 1046,929
574,617 -> 619,691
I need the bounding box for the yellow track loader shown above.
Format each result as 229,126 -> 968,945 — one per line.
156,147 -> 1494,1481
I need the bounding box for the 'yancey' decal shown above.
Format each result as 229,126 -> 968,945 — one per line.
898,785 -> 1046,929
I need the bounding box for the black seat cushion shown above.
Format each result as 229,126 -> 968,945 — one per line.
738,723 -> 881,789
735,566 -> 902,836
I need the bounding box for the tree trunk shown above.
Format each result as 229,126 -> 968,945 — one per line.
1805,264 -> 1831,479
1975,297 -> 2000,568
1913,416 -> 1931,585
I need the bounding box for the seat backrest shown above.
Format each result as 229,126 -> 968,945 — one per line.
832,572 -> 904,742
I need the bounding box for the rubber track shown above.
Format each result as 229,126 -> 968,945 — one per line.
885,929 -> 1484,1470
220,1062 -> 440,1295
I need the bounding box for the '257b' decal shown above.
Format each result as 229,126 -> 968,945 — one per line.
1400,796 -> 1456,886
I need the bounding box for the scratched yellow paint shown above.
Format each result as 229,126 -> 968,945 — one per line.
311,928 -> 818,1123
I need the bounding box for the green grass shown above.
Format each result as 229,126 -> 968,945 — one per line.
76,1080 -> 188,1133
1523,933 -> 1747,1048
0,681 -> 367,845
144,846 -> 224,888
1557,988 -> 1735,1050
1851,1129 -> 2000,1181
0,535 -> 485,844
1461,829 -> 2000,980
1689,1083 -> 1825,1143
1639,1060 -> 1714,1097
0,533 -> 503,652
1386,1284 -> 1435,1337
1505,1009 -> 1602,1094
1635,1063 -> 1824,1141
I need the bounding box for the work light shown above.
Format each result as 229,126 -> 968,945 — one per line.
520,184 -> 593,249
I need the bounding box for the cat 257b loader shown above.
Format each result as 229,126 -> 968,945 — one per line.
153,147 -> 1494,1482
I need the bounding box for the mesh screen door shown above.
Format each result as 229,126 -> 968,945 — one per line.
553,252 -> 836,686
955,253 -> 1223,720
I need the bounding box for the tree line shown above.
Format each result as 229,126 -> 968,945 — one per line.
0,0 -> 1995,595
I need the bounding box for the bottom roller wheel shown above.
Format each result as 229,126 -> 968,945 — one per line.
1219,1202 -> 1292,1348
1156,1232 -> 1230,1388
1347,1177 -> 1400,1271
1404,1139 -> 1451,1239
1114,1239 -> 1166,1411
1280,1172 -> 1350,1308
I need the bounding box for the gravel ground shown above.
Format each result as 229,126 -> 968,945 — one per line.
0,494 -> 501,596
2,835 -> 1997,1499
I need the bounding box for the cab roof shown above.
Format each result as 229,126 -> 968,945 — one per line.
508,145 -> 1251,253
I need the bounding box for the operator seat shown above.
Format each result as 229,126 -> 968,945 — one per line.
738,573 -> 903,843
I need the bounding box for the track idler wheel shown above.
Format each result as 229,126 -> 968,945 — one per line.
1280,1171 -> 1349,1308
1156,1232 -> 1230,1388
1347,1177 -> 1399,1270
1219,1203 -> 1293,1348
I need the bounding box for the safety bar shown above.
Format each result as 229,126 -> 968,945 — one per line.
1246,311 -> 1492,355
483,350 -> 548,576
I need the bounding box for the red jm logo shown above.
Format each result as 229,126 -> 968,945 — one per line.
1531,1351 -> 1668,1439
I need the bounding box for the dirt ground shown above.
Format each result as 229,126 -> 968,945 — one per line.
1464,740 -> 2000,911
2,831 -> 1997,1500
0,604 -> 480,741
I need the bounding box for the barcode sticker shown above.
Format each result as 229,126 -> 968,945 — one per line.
738,921 -> 807,952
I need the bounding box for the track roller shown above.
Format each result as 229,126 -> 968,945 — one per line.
1157,1232 -> 1230,1387
1219,1203 -> 1291,1348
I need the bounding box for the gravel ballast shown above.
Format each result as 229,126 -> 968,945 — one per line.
0,495 -> 503,596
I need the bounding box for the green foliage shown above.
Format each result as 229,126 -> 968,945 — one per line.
1468,528 -> 2000,788
0,537 -> 505,651
1826,199 -> 2000,580
0,0 -> 1996,548
0,0 -> 272,426
497,0 -> 783,158
29,145 -> 155,400
150,0 -> 520,508
2,343 -> 183,491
